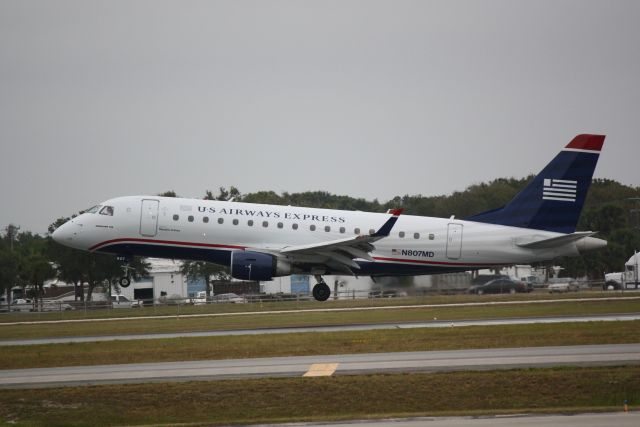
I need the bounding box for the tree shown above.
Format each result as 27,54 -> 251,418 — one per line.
0,249 -> 19,310
158,190 -> 178,197
205,187 -> 241,201
17,235 -> 55,311
181,261 -> 229,300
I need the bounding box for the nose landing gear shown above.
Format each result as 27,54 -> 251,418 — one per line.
116,255 -> 134,288
312,275 -> 331,301
118,276 -> 132,288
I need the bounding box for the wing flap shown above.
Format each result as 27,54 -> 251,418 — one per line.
278,209 -> 403,271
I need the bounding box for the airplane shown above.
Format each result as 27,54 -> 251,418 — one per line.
52,134 -> 607,301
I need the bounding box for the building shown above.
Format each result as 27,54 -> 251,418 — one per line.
115,258 -> 204,301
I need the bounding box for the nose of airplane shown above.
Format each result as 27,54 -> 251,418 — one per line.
52,219 -> 83,246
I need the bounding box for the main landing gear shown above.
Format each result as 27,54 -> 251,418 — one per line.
116,255 -> 134,288
312,275 -> 331,302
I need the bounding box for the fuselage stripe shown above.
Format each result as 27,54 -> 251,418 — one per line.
372,256 -> 502,267
89,238 -> 246,252
90,238 -> 501,268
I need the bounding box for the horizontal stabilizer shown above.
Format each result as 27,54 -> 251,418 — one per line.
516,231 -> 596,249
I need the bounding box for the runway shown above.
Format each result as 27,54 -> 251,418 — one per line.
1,313 -> 639,346
2,343 -> 639,388
262,412 -> 639,427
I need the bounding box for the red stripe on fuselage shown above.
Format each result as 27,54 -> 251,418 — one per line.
90,238 -> 502,268
373,256 -> 503,267
89,237 -> 246,252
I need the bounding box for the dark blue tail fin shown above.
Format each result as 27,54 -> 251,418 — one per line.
466,134 -> 605,233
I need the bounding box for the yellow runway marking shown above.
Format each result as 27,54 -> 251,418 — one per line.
303,363 -> 339,377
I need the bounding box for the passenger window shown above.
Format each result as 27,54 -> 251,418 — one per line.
399,231 -> 405,238
339,227 -> 345,234
292,223 -> 298,230
248,220 -> 254,226
173,214 -> 179,221
277,222 -> 283,229
354,227 -> 360,234
233,219 -> 239,225
325,226 -> 331,232
262,221 -> 268,228
188,215 -> 194,222
203,217 -> 209,223
429,233 -> 435,240
99,206 -> 114,216
414,232 -> 420,239
218,218 -> 224,224
310,225 -> 316,231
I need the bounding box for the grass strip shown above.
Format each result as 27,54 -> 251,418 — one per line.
2,321 -> 638,369
1,292 -> 635,324
1,366 -> 638,426
1,298 -> 638,340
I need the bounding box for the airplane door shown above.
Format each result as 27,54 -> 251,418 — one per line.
446,223 -> 463,259
140,199 -> 159,237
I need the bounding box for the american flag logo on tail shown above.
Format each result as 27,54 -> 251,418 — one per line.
543,179 -> 577,202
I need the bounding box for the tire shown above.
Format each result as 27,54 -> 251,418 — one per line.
312,283 -> 331,301
119,277 -> 131,288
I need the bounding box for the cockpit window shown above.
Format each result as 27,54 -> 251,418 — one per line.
99,206 -> 114,216
85,205 -> 101,214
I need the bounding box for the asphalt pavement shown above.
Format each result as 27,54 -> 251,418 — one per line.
2,343 -> 639,388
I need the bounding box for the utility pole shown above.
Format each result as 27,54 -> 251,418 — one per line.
628,198 -> 640,229
4,224 -> 20,252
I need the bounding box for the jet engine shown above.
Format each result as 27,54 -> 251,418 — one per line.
230,251 -> 291,281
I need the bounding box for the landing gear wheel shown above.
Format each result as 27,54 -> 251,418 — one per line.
119,277 -> 131,288
312,282 -> 331,302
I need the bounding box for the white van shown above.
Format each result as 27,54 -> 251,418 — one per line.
111,294 -> 142,308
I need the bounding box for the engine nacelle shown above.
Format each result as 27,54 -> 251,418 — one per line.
230,251 -> 291,281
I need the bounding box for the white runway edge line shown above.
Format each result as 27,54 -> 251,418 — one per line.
1,296 -> 639,327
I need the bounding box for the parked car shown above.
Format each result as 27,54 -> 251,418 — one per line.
547,279 -> 580,293
468,278 -> 528,295
212,293 -> 245,303
11,298 -> 33,312
42,301 -> 74,311
471,274 -> 511,287
190,291 -> 208,305
111,294 -> 143,308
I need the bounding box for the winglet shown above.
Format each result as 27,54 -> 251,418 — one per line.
372,209 -> 403,237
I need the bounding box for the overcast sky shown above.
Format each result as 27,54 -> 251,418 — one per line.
1,0 -> 639,234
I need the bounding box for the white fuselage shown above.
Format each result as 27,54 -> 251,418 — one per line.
53,196 -> 590,276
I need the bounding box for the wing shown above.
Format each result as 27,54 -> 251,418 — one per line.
278,209 -> 403,273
